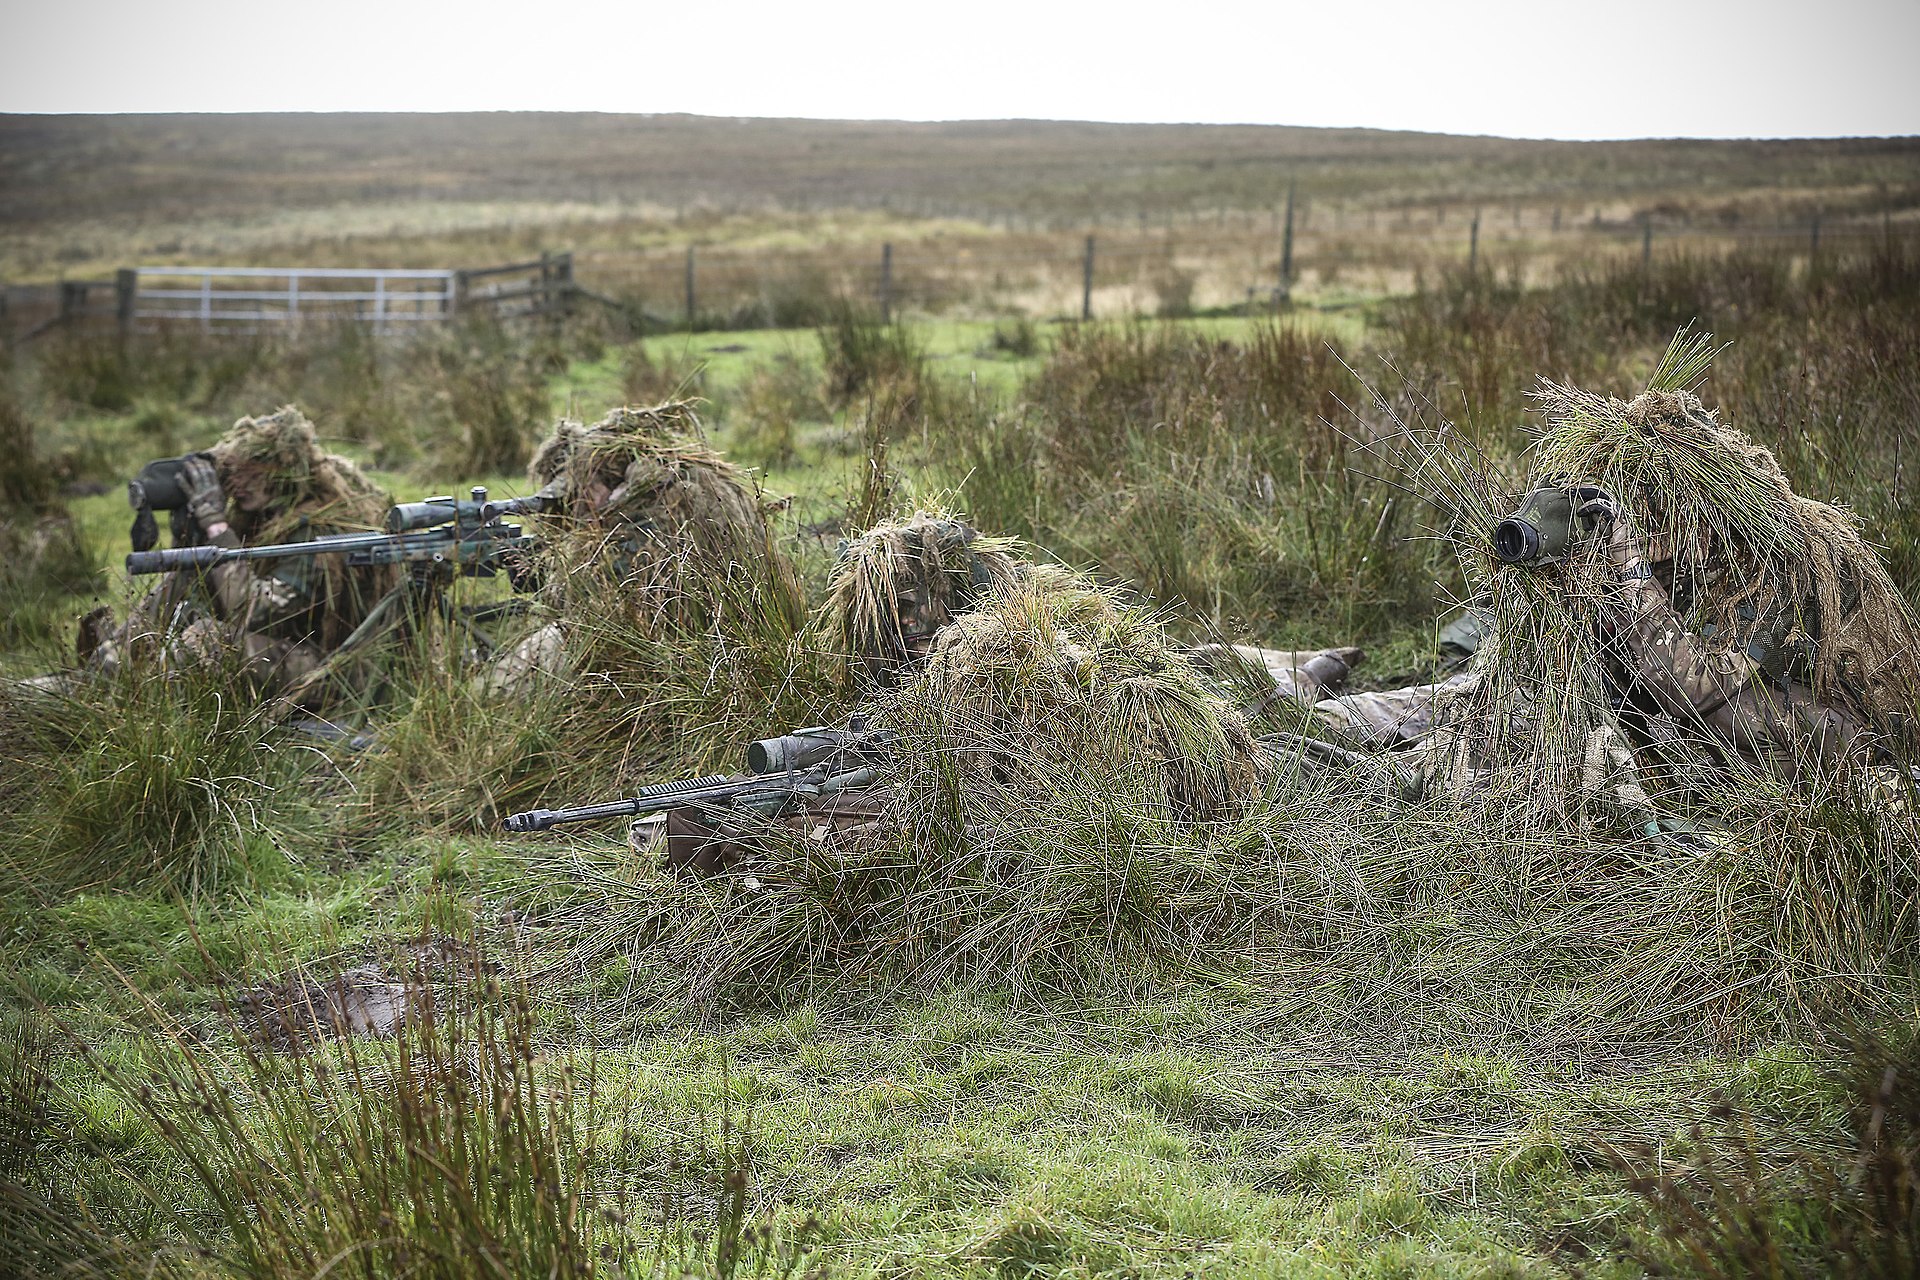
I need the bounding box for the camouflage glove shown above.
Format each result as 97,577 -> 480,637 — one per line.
179,455 -> 228,531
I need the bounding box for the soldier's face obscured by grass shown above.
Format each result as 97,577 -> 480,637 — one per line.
579,476 -> 616,517
224,460 -> 278,515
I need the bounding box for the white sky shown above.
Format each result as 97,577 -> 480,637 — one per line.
2,0 -> 1917,140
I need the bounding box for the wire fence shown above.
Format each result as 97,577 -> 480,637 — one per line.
577,211 -> 1915,331
4,210 -> 1911,342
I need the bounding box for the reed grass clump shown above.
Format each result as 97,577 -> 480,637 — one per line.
930,322 -> 1441,643
817,306 -> 928,408
0,392 -> 98,649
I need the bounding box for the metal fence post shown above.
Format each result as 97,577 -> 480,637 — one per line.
880,242 -> 893,323
1468,212 -> 1481,275
685,246 -> 697,329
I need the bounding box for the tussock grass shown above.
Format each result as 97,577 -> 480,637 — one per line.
931,321 -> 1443,644
557,574 -> 1283,1009
0,390 -> 100,650
7,239 -> 1920,1274
0,660 -> 330,898
1618,1022 -> 1920,1277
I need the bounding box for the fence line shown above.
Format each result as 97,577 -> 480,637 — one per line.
4,217 -> 1911,342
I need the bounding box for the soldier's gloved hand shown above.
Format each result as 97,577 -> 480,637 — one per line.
1575,489 -> 1621,531
180,455 -> 228,532
1578,490 -> 1649,576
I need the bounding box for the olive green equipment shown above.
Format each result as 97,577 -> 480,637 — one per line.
1489,484 -> 1611,566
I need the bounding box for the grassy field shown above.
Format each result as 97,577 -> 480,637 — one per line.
6,114 -> 1918,325
3,160 -> 1920,1279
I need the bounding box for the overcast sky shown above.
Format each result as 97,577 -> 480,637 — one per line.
3,0 -> 1916,140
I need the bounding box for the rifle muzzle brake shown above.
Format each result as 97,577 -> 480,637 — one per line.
502,809 -> 559,833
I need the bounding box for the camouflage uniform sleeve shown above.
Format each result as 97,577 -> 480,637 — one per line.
1601,522 -> 1876,776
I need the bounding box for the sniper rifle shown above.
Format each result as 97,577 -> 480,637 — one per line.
125,486 -> 539,583
503,717 -> 891,833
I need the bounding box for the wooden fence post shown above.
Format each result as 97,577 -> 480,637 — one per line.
880,242 -> 893,323
1279,182 -> 1296,304
1081,234 -> 1095,321
1810,210 -> 1822,262
1641,218 -> 1653,274
450,270 -> 467,316
115,269 -> 137,333
685,246 -> 697,329
1468,212 -> 1481,275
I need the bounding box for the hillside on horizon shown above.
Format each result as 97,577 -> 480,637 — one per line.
6,112 -> 1917,229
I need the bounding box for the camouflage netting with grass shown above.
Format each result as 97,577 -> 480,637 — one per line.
893,569 -> 1267,825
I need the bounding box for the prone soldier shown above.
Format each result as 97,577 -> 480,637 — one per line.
38,407 -> 396,703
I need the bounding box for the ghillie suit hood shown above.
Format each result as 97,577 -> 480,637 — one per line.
526,400 -> 805,636
210,406 -> 389,540
208,406 -> 396,647
889,570 -> 1266,825
819,512 -> 1029,689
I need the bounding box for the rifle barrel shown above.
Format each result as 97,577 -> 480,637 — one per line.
125,529 -> 402,575
503,774 -> 746,832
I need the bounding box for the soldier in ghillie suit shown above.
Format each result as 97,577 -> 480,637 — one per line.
1543,384 -> 1917,785
816,512 -> 1030,689
1324,360 -> 1919,832
656,517 -> 1273,872
651,511 -> 1026,871
484,402 -> 805,694
80,407 -> 396,700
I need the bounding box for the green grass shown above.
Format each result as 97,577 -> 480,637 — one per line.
6,240 -> 1920,1276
